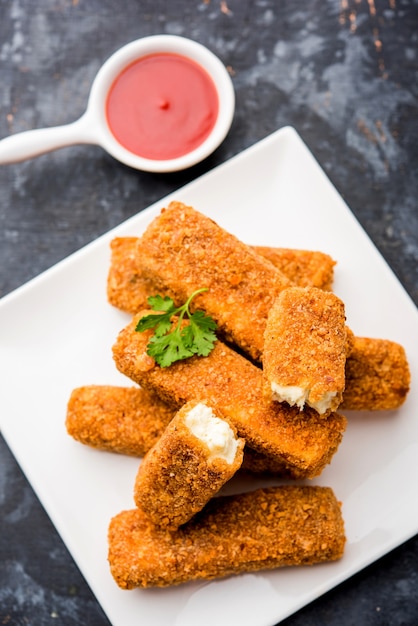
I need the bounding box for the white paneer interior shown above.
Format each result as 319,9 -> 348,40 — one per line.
309,390 -> 337,414
184,403 -> 238,464
271,382 -> 337,415
271,383 -> 308,410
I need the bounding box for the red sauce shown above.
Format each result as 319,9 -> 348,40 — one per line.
106,53 -> 219,161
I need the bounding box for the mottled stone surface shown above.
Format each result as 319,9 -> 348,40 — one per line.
0,1 -> 417,625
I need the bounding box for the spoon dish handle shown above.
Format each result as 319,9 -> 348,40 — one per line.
0,114 -> 95,165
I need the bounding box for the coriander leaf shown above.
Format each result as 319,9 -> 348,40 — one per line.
135,288 -> 218,367
135,311 -> 172,335
188,311 -> 218,356
178,324 -> 196,350
146,328 -> 195,368
147,294 -> 175,313
135,295 -> 176,335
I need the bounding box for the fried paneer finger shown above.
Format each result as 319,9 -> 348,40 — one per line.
65,385 -> 175,456
341,336 -> 411,411
134,400 -> 244,528
134,201 -> 291,361
107,237 -> 335,314
108,485 -> 346,589
263,287 -> 350,415
112,312 -> 346,478
254,246 -> 335,290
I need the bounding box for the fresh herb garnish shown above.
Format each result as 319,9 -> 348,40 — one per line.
135,288 -> 218,367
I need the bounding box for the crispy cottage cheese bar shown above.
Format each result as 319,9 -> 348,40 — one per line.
134,400 -> 244,528
133,201 -> 292,362
263,287 -> 350,415
108,485 -> 346,588
341,335 -> 411,411
65,385 -> 175,456
107,236 -> 336,314
112,312 -> 347,478
253,246 -> 335,291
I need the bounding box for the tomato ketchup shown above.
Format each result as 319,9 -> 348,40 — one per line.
106,53 -> 219,161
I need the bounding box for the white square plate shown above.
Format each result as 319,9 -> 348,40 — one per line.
1,127 -> 417,626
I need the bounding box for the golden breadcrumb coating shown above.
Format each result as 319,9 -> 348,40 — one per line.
106,237 -> 335,314
108,485 -> 346,588
65,385 -> 175,456
134,201 -> 291,361
341,336 -> 411,410
254,246 -> 335,290
239,447 -> 307,477
134,400 -> 244,528
112,312 -> 346,478
263,287 -> 349,415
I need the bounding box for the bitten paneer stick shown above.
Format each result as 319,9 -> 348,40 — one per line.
112,313 -> 347,479
133,201 -> 292,362
108,485 -> 346,589
134,400 -> 244,528
107,237 -> 336,314
65,385 -> 175,456
263,287 -> 350,415
341,336 -> 411,411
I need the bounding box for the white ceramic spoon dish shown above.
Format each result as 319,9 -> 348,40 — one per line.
0,35 -> 235,172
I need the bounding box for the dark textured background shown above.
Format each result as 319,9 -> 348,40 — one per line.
0,1 -> 417,624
